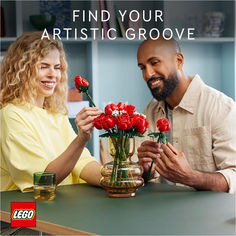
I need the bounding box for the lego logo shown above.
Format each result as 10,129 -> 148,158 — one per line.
12,209 -> 35,220
11,202 -> 36,227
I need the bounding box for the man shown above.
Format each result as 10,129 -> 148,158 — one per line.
136,36 -> 236,193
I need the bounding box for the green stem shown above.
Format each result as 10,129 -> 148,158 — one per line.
109,137 -> 136,188
147,132 -> 163,181
117,168 -> 122,186
114,163 -> 118,186
122,167 -> 130,188
147,161 -> 154,180
85,91 -> 96,107
110,161 -> 116,186
117,137 -> 124,186
110,157 -> 119,187
110,138 -> 120,186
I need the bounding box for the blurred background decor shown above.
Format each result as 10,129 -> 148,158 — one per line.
29,14 -> 56,30
1,6 -> 6,37
67,87 -> 84,119
68,88 -> 83,102
39,0 -> 71,37
189,11 -> 225,37
202,12 -> 225,37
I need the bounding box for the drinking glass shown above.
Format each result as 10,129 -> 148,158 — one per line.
33,172 -> 56,201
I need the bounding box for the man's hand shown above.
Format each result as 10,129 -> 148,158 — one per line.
75,107 -> 101,144
138,141 -> 229,192
158,143 -> 229,192
137,140 -> 161,177
155,142 -> 194,185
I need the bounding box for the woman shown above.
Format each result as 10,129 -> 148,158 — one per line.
0,32 -> 102,192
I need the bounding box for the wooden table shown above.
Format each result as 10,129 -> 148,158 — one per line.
1,183 -> 235,235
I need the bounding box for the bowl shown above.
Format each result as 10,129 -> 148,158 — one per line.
29,14 -> 56,30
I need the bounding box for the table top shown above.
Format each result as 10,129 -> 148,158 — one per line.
1,183 -> 235,235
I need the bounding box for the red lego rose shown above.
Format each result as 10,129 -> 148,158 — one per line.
94,113 -> 105,130
74,75 -> 96,107
102,115 -> 115,130
157,118 -> 171,132
74,75 -> 89,92
117,102 -> 126,111
104,103 -> 118,115
133,114 -> 149,134
125,105 -> 136,116
116,113 -> 133,130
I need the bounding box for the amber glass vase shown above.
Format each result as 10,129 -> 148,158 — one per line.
100,137 -> 144,198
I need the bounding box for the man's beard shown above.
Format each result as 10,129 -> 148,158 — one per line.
147,73 -> 179,101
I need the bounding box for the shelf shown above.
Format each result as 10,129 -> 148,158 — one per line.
0,37 -> 92,43
0,37 -> 17,42
97,38 -> 142,43
61,38 -> 93,43
97,37 -> 236,43
1,37 -> 234,45
180,37 -> 235,43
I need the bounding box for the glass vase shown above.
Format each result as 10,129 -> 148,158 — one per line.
100,137 -> 144,198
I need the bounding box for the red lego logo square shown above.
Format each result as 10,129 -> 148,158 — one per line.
11,202 -> 36,227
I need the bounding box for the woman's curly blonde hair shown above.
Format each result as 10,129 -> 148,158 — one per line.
0,31 -> 68,114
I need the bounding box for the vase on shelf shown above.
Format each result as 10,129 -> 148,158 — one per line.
100,137 -> 144,198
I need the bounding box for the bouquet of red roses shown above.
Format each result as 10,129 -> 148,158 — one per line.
94,102 -> 149,138
94,102 -> 148,192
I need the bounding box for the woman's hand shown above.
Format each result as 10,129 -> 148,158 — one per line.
75,107 -> 101,144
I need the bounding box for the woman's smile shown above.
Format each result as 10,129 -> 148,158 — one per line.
40,80 -> 56,90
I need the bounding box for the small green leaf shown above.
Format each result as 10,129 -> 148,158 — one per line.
148,132 -> 160,138
134,132 -> 143,137
161,136 -> 164,144
110,133 -> 121,138
99,133 -> 111,138
79,84 -> 89,92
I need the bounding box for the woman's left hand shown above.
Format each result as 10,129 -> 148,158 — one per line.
75,107 -> 101,144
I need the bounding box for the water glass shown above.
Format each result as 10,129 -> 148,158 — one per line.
33,172 -> 56,201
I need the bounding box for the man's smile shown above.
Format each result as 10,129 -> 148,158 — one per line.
148,77 -> 163,89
